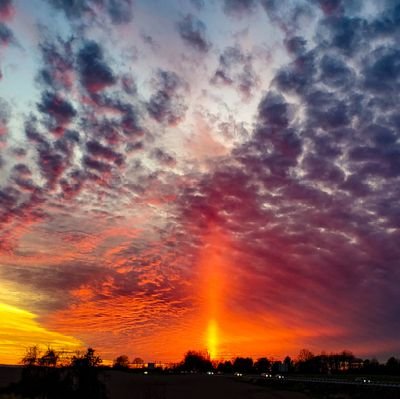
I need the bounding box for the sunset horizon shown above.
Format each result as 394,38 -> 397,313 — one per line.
1,0 -> 399,370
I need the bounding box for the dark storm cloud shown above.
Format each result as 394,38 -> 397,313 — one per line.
77,40 -> 116,94
175,1 -> 400,351
147,69 -> 188,125
177,14 -> 211,52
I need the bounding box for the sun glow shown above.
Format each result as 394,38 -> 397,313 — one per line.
0,303 -> 83,365
198,224 -> 232,360
207,319 -> 218,359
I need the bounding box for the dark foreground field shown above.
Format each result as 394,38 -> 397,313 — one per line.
1,367 -> 399,399
0,367 -> 21,389
0,367 -> 308,399
104,372 -> 308,399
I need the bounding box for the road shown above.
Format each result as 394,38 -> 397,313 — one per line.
243,374 -> 400,389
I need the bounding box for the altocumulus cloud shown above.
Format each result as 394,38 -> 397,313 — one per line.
0,0 -> 399,362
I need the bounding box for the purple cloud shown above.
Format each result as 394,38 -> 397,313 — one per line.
177,14 -> 211,52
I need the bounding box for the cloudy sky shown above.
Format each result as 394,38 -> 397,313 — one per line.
0,0 -> 399,364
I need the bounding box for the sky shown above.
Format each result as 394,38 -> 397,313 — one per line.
0,0 -> 399,365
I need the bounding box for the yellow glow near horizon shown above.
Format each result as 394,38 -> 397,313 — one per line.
207,319 -> 218,359
0,303 -> 83,365
199,225 -> 232,360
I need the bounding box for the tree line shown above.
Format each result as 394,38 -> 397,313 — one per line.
111,348 -> 400,376
1,346 -> 107,399
2,345 -> 400,399
175,349 -> 400,376
18,346 -> 400,376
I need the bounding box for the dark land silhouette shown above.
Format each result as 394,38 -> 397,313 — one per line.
1,347 -> 400,398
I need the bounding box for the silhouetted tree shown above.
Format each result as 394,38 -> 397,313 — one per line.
70,348 -> 107,399
271,360 -> 282,374
21,345 -> 40,366
386,357 -> 400,375
113,355 -> 130,369
71,347 -> 102,368
363,358 -> 381,374
216,360 -> 233,373
296,349 -> 321,373
39,347 -> 59,367
181,350 -> 213,372
7,346 -> 108,399
233,357 -> 253,374
254,357 -> 271,373
18,347 -> 74,399
283,356 -> 294,373
296,349 -> 323,374
297,349 -> 314,362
